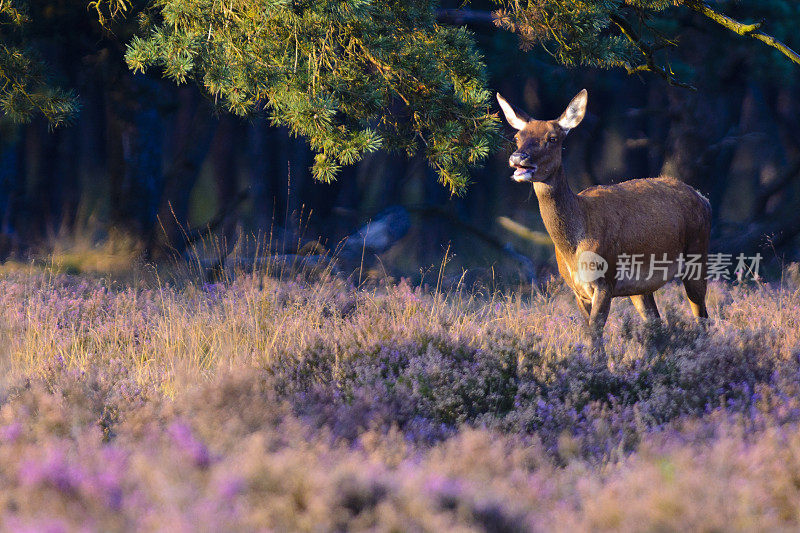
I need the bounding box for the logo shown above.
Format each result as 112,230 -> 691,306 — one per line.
577,251 -> 608,282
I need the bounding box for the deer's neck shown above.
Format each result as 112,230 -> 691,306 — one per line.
534,166 -> 585,255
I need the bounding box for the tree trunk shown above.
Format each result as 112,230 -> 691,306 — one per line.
148,89 -> 217,255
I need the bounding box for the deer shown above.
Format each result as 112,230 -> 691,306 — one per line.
496,89 -> 711,361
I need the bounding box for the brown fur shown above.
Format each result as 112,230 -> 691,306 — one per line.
497,91 -> 712,359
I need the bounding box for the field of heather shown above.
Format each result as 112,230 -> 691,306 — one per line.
2,263 -> 800,531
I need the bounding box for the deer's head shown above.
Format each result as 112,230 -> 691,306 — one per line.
496,89 -> 587,183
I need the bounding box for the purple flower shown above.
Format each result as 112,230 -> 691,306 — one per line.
168,421 -> 212,467
0,422 -> 22,443
18,445 -> 84,493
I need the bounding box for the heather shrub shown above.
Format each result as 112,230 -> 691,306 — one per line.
2,266 -> 800,529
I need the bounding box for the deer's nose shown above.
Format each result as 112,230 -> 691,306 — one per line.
509,152 -> 530,168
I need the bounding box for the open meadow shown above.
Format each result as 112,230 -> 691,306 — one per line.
2,261 -> 800,531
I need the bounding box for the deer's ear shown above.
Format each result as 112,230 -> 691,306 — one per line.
557,89 -> 588,132
496,93 -> 529,130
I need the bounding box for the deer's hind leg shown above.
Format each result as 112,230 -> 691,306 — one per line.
630,293 -> 661,322
683,235 -> 710,321
683,278 -> 708,320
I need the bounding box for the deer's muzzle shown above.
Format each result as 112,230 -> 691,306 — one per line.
509,152 -> 530,168
509,152 -> 537,181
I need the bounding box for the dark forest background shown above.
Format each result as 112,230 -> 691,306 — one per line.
2,0 -> 800,282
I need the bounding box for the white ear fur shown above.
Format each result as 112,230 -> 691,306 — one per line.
557,89 -> 588,132
496,93 -> 528,131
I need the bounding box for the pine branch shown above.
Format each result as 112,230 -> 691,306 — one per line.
685,1 -> 800,66
0,1 -> 80,127
610,14 -> 696,91
127,0 -> 499,193
88,0 -> 130,28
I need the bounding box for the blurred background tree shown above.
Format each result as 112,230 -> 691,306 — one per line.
1,0 -> 799,280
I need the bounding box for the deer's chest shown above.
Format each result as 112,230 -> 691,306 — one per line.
555,249 -> 596,301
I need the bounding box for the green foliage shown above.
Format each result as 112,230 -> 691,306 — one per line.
494,0 -> 643,69
125,0 -> 499,193
494,0 -> 800,87
0,0 -> 79,127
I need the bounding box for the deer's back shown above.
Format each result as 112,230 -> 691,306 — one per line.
578,176 -> 710,250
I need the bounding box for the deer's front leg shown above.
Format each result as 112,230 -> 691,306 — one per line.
574,292 -> 591,320
588,280 -> 612,361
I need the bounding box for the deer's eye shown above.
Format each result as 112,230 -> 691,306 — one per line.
547,135 -> 558,143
